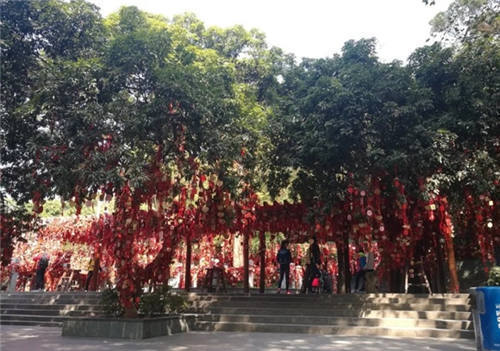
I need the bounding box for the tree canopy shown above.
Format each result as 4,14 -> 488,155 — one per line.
1,1 -> 278,208
0,0 -> 498,297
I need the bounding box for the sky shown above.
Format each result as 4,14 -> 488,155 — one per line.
87,0 -> 454,63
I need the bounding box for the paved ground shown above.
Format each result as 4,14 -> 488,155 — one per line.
0,326 -> 475,351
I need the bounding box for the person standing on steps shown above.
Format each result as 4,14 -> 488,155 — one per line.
302,236 -> 321,294
7,258 -> 20,292
364,250 -> 376,293
276,240 -> 292,294
353,250 -> 367,292
249,259 -> 255,288
35,253 -> 49,291
85,251 -> 100,291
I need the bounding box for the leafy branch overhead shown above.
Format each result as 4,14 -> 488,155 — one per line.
0,0 -> 498,262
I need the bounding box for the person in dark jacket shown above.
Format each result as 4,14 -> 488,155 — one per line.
35,254 -> 49,291
276,240 -> 292,294
302,236 -> 321,294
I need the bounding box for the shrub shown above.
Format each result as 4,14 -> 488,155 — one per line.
102,285 -> 191,318
487,266 -> 500,286
139,285 -> 190,317
101,288 -> 124,317
165,293 -> 190,313
139,285 -> 169,317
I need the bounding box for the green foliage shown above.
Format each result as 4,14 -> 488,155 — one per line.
1,0 -> 498,268
266,20 -> 499,209
23,197 -> 115,218
101,288 -> 124,317
100,285 -> 191,318
139,285 -> 190,316
267,38 -> 435,202
165,293 -> 190,314
1,0 -> 107,204
250,232 -> 285,255
1,1 -> 281,209
139,287 -> 168,317
430,0 -> 499,44
487,267 -> 500,286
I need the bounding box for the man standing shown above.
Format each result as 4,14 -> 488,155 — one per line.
35,253 -> 49,291
364,250 -> 376,293
354,250 -> 367,292
276,240 -> 292,294
301,236 -> 321,294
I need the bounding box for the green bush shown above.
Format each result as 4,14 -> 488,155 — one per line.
487,266 -> 500,286
139,285 -> 190,317
101,288 -> 124,317
101,286 -> 190,318
165,293 -> 190,313
139,285 -> 169,317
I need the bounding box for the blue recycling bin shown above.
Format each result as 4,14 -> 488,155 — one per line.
471,287 -> 500,351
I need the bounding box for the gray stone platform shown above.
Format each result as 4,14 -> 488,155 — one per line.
62,315 -> 192,339
0,326 -> 475,351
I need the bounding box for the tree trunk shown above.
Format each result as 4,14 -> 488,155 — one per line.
124,306 -> 138,318
233,234 -> 243,267
336,241 -> 346,294
343,233 -> 351,293
390,269 -> 403,293
259,231 -> 266,293
436,239 -> 447,293
243,232 -> 250,294
445,235 -> 460,293
90,258 -> 100,291
185,236 -> 192,292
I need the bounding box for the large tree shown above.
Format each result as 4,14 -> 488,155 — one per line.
1,3 -> 277,208
1,0 -> 106,205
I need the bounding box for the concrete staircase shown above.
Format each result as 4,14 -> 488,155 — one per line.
186,293 -> 474,339
0,291 -> 474,339
0,292 -> 105,327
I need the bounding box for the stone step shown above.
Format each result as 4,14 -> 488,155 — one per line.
0,292 -> 106,327
0,314 -> 108,323
190,301 -> 470,312
0,293 -> 101,299
188,306 -> 472,320
1,292 -> 101,295
0,298 -> 101,306
186,292 -> 470,299
0,301 -> 102,310
0,296 -> 101,300
188,294 -> 471,305
194,313 -> 473,330
0,308 -> 105,317
0,294 -> 101,299
0,292 -> 101,300
187,292 -> 470,302
186,291 -> 470,296
0,319 -> 62,327
0,314 -> 70,323
193,321 -> 474,339
0,304 -> 103,312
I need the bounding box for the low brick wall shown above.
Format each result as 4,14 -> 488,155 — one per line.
62,315 -> 194,339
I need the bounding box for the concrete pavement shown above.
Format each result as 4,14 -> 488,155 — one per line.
0,325 -> 475,351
